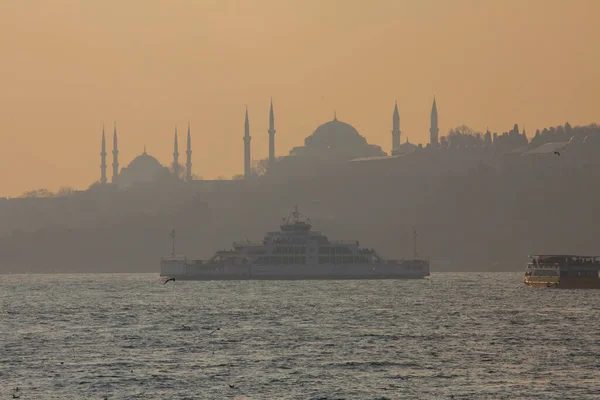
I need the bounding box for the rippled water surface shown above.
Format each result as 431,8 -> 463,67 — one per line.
1,273 -> 600,399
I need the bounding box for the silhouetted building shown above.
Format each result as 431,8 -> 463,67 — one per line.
115,148 -> 172,189
186,123 -> 192,182
391,137 -> 417,156
112,123 -> 119,183
290,113 -> 386,161
392,101 -> 401,152
172,126 -> 180,177
100,125 -> 107,184
98,123 -> 193,188
268,99 -> 276,168
244,107 -> 251,179
430,96 -> 439,146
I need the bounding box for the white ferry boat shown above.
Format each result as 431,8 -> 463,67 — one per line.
524,254 -> 600,289
160,207 -> 430,280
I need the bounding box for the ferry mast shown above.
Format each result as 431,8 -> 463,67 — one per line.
170,229 -> 176,257
413,227 -> 418,258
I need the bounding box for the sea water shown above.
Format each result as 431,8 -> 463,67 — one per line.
1,273 -> 599,399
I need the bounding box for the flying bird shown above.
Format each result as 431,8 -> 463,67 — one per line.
209,327 -> 220,335
554,151 -> 561,156
164,277 -> 176,285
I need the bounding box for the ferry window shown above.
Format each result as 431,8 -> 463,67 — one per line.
533,269 -> 558,276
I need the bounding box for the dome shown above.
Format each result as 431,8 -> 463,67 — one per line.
304,117 -> 367,148
116,151 -> 171,189
127,152 -> 163,170
286,115 -> 386,162
391,138 -> 417,156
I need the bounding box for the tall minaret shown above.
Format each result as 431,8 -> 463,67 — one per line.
112,123 -> 119,183
392,101 -> 400,151
244,107 -> 251,178
185,122 -> 192,181
100,125 -> 107,184
430,96 -> 439,146
268,98 -> 276,167
173,125 -> 180,178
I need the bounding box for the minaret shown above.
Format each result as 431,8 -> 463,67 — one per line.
112,123 -> 119,183
173,125 -> 180,178
100,125 -> 107,184
185,122 -> 192,181
430,96 -> 439,146
268,98 -> 276,167
392,101 -> 400,151
244,107 -> 251,178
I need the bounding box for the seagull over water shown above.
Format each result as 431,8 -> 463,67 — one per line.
164,277 -> 175,285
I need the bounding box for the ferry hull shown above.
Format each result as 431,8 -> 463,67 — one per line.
161,260 -> 429,281
524,276 -> 600,289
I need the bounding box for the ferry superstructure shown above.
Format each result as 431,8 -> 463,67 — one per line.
524,255 -> 600,289
160,207 -> 430,280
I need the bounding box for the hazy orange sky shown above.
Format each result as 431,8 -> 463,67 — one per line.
0,0 -> 598,196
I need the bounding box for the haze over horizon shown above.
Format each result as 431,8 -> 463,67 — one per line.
1,0 -> 598,197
